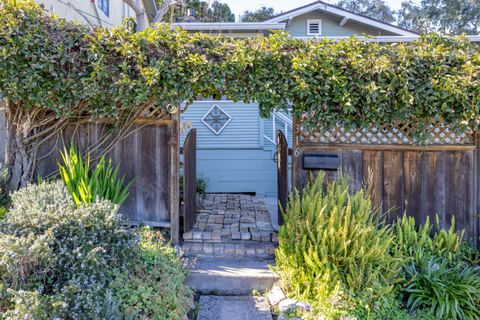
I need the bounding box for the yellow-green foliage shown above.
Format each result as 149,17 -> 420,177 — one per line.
275,173 -> 402,311
58,145 -> 132,206
392,214 -> 464,264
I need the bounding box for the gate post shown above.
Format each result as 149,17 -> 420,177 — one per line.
277,130 -> 288,226
169,110 -> 180,244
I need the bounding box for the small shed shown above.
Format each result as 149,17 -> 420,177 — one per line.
181,101 -> 292,196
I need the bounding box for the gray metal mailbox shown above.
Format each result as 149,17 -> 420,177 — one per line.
303,154 -> 340,170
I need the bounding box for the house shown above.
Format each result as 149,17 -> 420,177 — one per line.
36,0 -> 157,27
176,1 -> 416,197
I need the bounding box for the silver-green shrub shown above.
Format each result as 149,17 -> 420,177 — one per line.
0,181 -> 137,319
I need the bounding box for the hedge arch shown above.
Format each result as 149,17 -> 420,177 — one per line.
0,0 -> 479,189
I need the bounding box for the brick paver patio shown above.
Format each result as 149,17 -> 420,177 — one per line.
182,194 -> 278,258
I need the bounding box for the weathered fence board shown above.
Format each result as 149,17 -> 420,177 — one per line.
36,121 -> 175,229
293,120 -> 479,246
182,129 -> 197,233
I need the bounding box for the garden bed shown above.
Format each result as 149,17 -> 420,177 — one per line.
273,173 -> 480,320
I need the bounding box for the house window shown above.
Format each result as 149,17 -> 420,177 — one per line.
98,0 -> 109,17
307,19 -> 322,36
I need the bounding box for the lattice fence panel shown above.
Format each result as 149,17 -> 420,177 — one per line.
140,105 -> 171,121
299,121 -> 474,146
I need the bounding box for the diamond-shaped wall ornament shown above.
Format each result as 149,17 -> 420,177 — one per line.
201,105 -> 232,135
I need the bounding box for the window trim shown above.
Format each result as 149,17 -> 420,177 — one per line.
307,19 -> 322,36
97,0 -> 110,17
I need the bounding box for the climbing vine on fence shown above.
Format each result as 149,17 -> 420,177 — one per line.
0,0 -> 479,187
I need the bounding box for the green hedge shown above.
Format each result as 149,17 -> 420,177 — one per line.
1,0 -> 479,140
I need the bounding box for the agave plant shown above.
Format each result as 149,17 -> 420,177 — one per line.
58,144 -> 132,206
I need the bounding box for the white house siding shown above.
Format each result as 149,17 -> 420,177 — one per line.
36,0 -> 135,27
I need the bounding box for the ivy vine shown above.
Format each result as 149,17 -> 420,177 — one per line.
1,0 -> 479,136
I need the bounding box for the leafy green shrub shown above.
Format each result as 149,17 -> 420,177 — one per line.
58,144 -> 132,206
0,207 -> 6,220
196,176 -> 208,195
392,215 -> 480,320
0,181 -> 136,319
180,175 -> 208,195
111,228 -> 192,320
275,173 -> 401,317
348,291 -> 413,320
404,258 -> 480,320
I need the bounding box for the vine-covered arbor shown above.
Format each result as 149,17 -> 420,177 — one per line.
1,1 -> 479,243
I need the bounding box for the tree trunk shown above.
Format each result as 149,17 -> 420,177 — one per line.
4,100 -> 53,191
136,11 -> 150,31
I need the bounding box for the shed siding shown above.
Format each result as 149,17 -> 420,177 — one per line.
285,11 -> 397,38
181,101 -> 278,196
181,101 -> 261,149
196,149 -> 277,196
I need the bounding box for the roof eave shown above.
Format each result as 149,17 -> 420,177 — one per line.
172,23 -> 287,31
265,1 -> 417,36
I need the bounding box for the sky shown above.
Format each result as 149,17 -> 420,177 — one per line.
221,0 -> 407,20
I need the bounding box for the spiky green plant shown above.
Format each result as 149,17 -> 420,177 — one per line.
392,214 -> 464,265
405,257 -> 480,320
275,172 -> 402,312
58,144 -> 132,206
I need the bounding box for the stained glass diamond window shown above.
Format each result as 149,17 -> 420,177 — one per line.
201,105 -> 231,134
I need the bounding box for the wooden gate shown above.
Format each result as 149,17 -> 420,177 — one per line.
292,119 -> 479,246
182,129 -> 197,233
277,130 -> 288,226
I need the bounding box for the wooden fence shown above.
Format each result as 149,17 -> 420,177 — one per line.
292,119 -> 479,246
34,113 -> 181,242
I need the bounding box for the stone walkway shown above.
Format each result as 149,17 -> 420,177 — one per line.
196,296 -> 272,320
184,194 -> 276,242
182,194 -> 278,258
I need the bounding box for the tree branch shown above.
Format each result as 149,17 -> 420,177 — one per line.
152,0 -> 185,23
124,0 -> 149,31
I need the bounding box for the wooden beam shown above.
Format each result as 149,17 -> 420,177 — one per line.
134,118 -> 172,126
94,118 -> 172,126
168,110 -> 180,244
298,143 -> 476,152
292,116 -> 301,190
339,16 -> 349,26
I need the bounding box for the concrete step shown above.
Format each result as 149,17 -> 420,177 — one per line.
196,295 -> 272,320
183,229 -> 278,243
186,257 -> 279,295
182,240 -> 276,259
